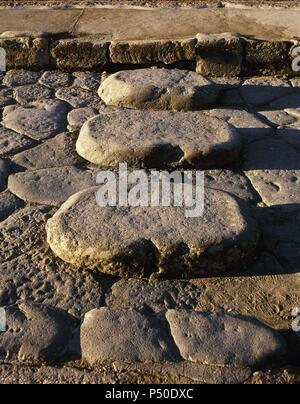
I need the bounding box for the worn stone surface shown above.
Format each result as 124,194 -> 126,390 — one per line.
0,159 -> 11,191
196,33 -> 242,77
39,70 -> 73,89
56,86 -> 101,109
106,279 -> 202,311
205,108 -> 273,142
3,100 -> 69,141
8,166 -> 96,207
67,107 -> 98,131
77,109 -> 241,169
166,310 -> 287,367
0,302 -> 78,363
73,71 -> 101,91
110,38 -> 196,65
3,70 -> 41,87
0,127 -> 35,157
0,191 -> 23,222
99,68 -> 221,111
46,187 -> 259,278
51,39 -> 108,71
12,132 -> 83,170
13,84 -> 53,105
81,308 -> 178,365
257,110 -> 296,127
0,87 -> 15,107
285,108 -> 300,119
240,77 -> 294,107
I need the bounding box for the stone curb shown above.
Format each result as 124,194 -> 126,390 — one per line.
0,32 -> 299,77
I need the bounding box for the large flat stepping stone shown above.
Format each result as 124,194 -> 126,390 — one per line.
8,167 -> 95,207
80,308 -> 178,365
99,68 -> 221,111
166,310 -> 287,367
46,187 -> 259,278
76,110 -> 241,169
2,100 -> 69,141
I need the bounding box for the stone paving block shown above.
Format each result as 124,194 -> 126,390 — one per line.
3,70 -> 41,87
39,70 -> 73,89
99,68 -> 221,111
73,71 -> 101,91
0,302 -> 78,363
0,159 -> 11,191
0,87 -> 15,107
257,110 -> 296,127
13,84 -> 53,105
165,310 -> 287,367
0,127 -> 36,158
77,109 -> 241,169
80,308 -> 178,365
56,86 -> 102,109
8,166 -> 96,207
0,190 -> 23,222
67,107 -> 98,131
46,187 -> 259,278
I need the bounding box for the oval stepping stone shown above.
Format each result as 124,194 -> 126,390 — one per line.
99,68 -> 221,111
76,109 -> 241,169
46,187 -> 259,278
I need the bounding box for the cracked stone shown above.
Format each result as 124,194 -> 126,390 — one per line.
3,100 -> 69,141
67,108 -> 98,131
81,308 -> 178,365
0,159 -> 11,191
0,190 -> 23,222
3,70 -> 41,87
46,187 -> 259,278
56,86 -> 101,109
106,279 -> 202,311
205,108 -> 273,142
76,109 -> 241,169
8,166 -> 96,207
12,132 -> 84,170
0,127 -> 35,157
0,302 -> 78,363
39,71 -> 73,89
99,68 -> 221,111
13,84 -> 53,105
166,310 -> 287,367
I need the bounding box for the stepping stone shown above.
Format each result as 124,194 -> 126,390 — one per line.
0,191 -> 23,222
39,71 -> 73,89
0,302 -> 78,363
12,132 -> 83,170
165,310 -> 287,367
13,84 -> 53,105
8,166 -> 96,207
46,187 -> 259,278
80,308 -> 178,365
0,159 -> 11,191
67,107 -> 98,131
99,68 -> 221,111
0,127 -> 35,157
76,110 -> 241,169
3,100 -> 69,141
56,86 -> 101,109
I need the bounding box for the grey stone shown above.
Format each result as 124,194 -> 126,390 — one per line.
51,39 -> 108,71
12,132 -> 83,170
0,87 -> 15,107
73,72 -> 101,91
0,191 -> 23,222
80,308 -> 178,365
110,38 -> 196,65
205,108 -> 273,142
13,84 -> 53,105
106,279 -> 202,311
240,77 -> 293,107
165,310 -> 287,367
46,187 -> 259,278
0,126 -> 35,157
76,109 -> 241,169
39,70 -> 73,89
257,110 -> 296,127
56,86 -> 101,109
269,93 -> 300,109
99,68 -> 221,111
3,70 -> 41,87
196,33 -> 242,77
0,302 -> 78,363
67,108 -> 98,131
8,166 -> 96,207
3,100 -> 69,141
0,158 -> 10,191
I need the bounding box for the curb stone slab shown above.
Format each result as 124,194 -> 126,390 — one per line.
99,68 -> 221,111
165,310 -> 288,367
3,100 -> 69,141
8,166 -> 96,207
81,308 -> 179,365
0,302 -> 78,363
77,109 -> 241,169
46,187 -> 259,278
